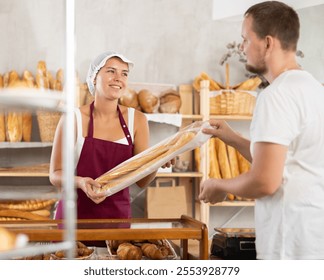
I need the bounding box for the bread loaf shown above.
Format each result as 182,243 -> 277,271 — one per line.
138,89 -> 159,113
117,243 -> 143,260
141,243 -> 169,260
119,88 -> 140,109
158,89 -> 181,113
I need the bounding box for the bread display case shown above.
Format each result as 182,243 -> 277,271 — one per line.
0,215 -> 208,260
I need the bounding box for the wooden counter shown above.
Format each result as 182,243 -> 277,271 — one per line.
1,215 -> 209,260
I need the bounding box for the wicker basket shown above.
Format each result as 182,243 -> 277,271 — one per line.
210,90 -> 256,115
36,111 -> 61,142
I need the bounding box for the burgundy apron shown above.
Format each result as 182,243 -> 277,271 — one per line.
55,101 -> 134,220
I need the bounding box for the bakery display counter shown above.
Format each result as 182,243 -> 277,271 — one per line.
1,215 -> 208,260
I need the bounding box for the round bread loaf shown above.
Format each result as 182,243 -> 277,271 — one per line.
119,88 -> 140,109
158,89 -> 181,113
138,89 -> 159,113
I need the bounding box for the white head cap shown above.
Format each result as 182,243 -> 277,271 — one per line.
86,51 -> 134,95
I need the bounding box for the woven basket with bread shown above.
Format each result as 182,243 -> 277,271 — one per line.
193,64 -> 261,116
106,239 -> 177,260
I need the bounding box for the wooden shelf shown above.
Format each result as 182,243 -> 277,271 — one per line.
181,114 -> 202,120
0,164 -> 50,177
210,201 -> 254,207
156,172 -> 203,178
0,142 -> 52,149
209,115 -> 252,120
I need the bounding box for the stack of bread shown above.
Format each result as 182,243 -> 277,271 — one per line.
107,239 -> 174,260
118,87 -> 181,114
0,61 -> 63,142
0,199 -> 56,221
195,138 -> 251,201
51,241 -> 94,260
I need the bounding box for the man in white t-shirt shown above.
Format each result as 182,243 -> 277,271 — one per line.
199,1 -> 324,259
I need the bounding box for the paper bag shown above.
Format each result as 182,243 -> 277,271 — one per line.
146,178 -> 188,218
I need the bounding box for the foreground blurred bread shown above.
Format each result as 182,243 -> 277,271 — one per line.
138,89 -> 158,113
0,227 -> 17,251
141,243 -> 169,260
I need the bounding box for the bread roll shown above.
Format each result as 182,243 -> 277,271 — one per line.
158,89 -> 181,113
138,89 -> 158,113
119,88 -> 139,109
117,243 -> 142,260
141,243 -> 169,260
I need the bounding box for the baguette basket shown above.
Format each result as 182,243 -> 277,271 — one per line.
210,90 -> 256,116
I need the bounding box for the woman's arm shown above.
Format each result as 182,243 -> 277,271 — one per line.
49,113 -> 104,203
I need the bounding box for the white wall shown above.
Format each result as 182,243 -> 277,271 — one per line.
1,0 -> 323,85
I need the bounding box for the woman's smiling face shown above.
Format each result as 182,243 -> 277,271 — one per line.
94,57 -> 129,99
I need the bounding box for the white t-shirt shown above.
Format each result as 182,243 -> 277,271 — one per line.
250,70 -> 324,259
74,107 -> 135,165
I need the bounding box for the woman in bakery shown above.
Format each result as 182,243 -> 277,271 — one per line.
50,51 -> 170,221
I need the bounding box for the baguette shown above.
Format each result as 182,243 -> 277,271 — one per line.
236,150 -> 251,174
96,131 -> 196,191
215,138 -> 232,179
227,145 -> 240,177
0,199 -> 56,211
209,138 -> 221,178
22,70 -> 35,142
0,209 -> 49,220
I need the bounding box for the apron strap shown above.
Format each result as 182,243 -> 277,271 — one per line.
88,101 -> 133,146
88,101 -> 95,137
117,106 -> 133,146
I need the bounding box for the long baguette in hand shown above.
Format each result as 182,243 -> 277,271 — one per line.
95,130 -> 196,192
